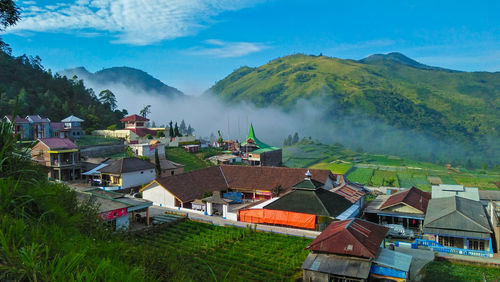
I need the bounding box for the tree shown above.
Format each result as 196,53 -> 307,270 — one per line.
283,134 -> 292,146
98,89 -> 117,110
155,147 -> 161,178
174,122 -> 180,137
292,132 -> 299,144
169,121 -> 174,138
187,124 -> 194,135
155,130 -> 165,138
0,0 -> 20,50
179,119 -> 187,135
139,105 -> 151,118
151,121 -> 156,128
217,130 -> 223,144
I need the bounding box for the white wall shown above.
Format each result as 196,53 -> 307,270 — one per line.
122,170 -> 155,189
142,183 -> 177,208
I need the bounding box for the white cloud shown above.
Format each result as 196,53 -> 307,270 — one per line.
188,39 -> 269,58
7,0 -> 262,45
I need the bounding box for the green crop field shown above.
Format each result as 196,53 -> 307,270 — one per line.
346,167 -> 374,185
370,170 -> 399,187
422,261 -> 500,282
134,220 -> 312,281
165,148 -> 212,172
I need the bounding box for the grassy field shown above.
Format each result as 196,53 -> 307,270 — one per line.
422,261 -> 500,282
75,135 -> 122,147
134,220 -> 311,281
310,161 -> 353,174
165,147 -> 212,172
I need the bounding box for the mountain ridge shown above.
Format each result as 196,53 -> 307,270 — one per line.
208,52 -> 500,165
59,66 -> 184,98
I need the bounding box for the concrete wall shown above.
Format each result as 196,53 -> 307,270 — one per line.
93,130 -> 131,139
142,183 -> 177,207
121,169 -> 155,189
80,144 -> 126,158
129,143 -> 165,158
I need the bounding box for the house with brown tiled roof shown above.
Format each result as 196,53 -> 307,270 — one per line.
140,166 -> 338,220
31,138 -> 81,181
302,218 -> 412,282
364,187 -> 431,233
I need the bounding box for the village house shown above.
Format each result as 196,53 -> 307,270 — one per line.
331,181 -> 367,219
240,124 -> 282,167
239,171 -> 355,230
5,114 -> 85,140
128,140 -> 165,158
420,195 -> 494,257
27,115 -> 51,139
5,115 -> 30,139
302,218 -> 412,282
364,187 -> 431,233
140,166 -> 340,220
76,188 -> 153,230
31,138 -> 81,181
61,115 -> 84,139
98,157 -> 156,190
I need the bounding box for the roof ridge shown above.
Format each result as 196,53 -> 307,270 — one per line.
219,166 -> 229,189
454,207 -> 491,232
314,190 -> 331,216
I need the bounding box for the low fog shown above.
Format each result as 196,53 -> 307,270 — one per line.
81,81 -> 492,165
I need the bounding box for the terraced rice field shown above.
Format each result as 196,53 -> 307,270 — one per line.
134,220 -> 312,281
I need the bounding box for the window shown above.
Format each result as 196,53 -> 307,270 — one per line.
438,236 -> 455,247
469,239 -> 486,251
171,171 -> 174,175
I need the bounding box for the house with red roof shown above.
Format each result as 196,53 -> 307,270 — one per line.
31,138 -> 81,181
302,218 -> 412,282
364,187 -> 431,233
120,114 -> 158,140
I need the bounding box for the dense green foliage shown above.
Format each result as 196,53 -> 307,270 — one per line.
422,261 -> 500,282
211,53 -> 500,166
0,50 -> 127,131
134,220 -> 311,281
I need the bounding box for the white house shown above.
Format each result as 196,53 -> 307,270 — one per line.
99,157 -> 156,190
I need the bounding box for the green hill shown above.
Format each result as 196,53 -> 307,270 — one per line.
0,50 -> 126,131
209,53 -> 500,166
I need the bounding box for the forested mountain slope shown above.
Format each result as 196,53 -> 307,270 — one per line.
0,50 -> 126,131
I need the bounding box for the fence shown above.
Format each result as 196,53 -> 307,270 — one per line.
415,239 -> 493,258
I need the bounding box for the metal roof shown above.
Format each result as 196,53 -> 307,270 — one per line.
264,188 -> 352,217
432,184 -> 479,201
99,157 -> 155,174
423,196 -> 492,238
302,253 -> 371,279
373,248 -> 412,272
306,218 -> 389,259
82,163 -> 109,175
61,115 -> 84,122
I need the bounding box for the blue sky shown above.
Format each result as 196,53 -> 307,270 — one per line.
2,0 -> 499,94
